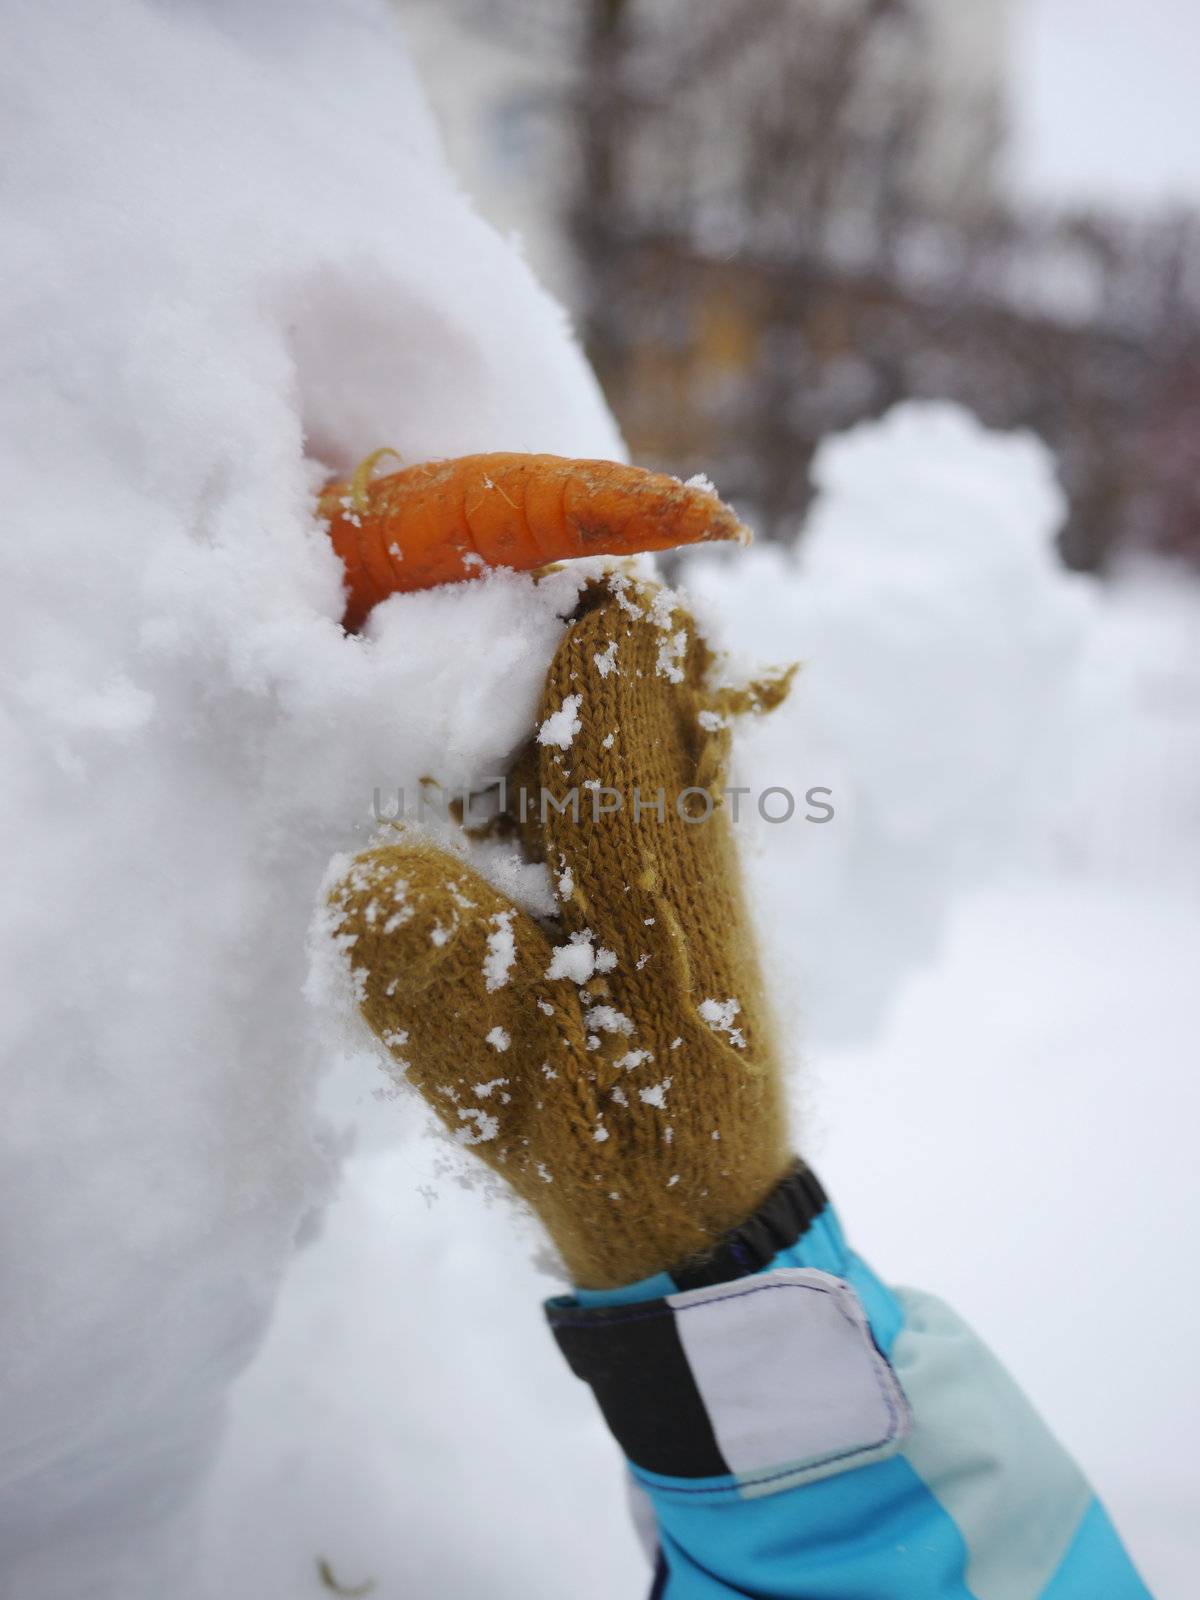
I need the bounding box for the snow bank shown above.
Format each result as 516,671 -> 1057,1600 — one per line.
0,1 -> 618,1593
1045,558 -> 1200,892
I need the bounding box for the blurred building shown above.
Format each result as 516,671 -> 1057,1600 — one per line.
399,0 -> 1200,572
400,0 -> 1012,280
912,0 -> 1010,208
396,0 -> 577,296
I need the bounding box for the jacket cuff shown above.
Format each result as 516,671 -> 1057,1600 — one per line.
547,1267 -> 910,1493
545,1162 -> 911,1493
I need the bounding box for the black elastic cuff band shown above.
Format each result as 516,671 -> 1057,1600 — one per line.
668,1158 -> 827,1292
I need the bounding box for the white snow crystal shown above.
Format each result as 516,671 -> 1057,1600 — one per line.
537,693 -> 583,750
472,1077 -> 509,1099
656,629 -> 688,684
485,1027 -> 511,1053
545,930 -> 602,983
455,1107 -> 501,1146
593,640 -> 619,678
638,1079 -> 672,1109
556,855 -> 574,901
482,909 -> 517,992
382,903 -> 414,935
583,1005 -> 634,1037
648,588 -> 676,629
608,572 -> 645,619
698,997 -> 746,1048
615,1049 -> 652,1071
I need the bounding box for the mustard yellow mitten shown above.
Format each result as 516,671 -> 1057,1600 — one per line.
329,577 -> 794,1288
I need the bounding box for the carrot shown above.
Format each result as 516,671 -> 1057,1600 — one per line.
317,450 -> 750,629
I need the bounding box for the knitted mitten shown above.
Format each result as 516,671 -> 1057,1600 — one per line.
329,577 -> 794,1288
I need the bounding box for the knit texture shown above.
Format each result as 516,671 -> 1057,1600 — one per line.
330,576 -> 794,1287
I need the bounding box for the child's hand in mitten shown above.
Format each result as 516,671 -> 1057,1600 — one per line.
329,577 -> 794,1289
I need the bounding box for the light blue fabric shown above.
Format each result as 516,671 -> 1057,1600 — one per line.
575,1270 -> 676,1308
1042,1499 -> 1154,1599
562,1201 -> 1153,1599
649,1455 -> 979,1598
891,1287 -> 1097,1600
650,1480 -> 1151,1600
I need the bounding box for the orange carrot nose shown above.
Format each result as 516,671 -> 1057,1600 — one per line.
317,450 -> 750,630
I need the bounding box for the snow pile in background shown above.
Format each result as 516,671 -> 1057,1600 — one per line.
1047,559 -> 1200,891
0,1 -> 617,1594
685,403 -> 1094,1044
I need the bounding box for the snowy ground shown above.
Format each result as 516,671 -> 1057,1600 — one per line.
815,876 -> 1200,1600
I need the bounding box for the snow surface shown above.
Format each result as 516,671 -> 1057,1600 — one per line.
3,2 -> 1198,1597
0,1 -> 616,1594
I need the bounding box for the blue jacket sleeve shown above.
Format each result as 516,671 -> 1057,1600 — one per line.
545,1167 -> 1152,1600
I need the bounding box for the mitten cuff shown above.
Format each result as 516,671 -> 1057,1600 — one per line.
670,1158 -> 828,1291
571,1158 -> 827,1309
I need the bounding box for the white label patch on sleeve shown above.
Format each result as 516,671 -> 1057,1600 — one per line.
667,1268 -> 912,1495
